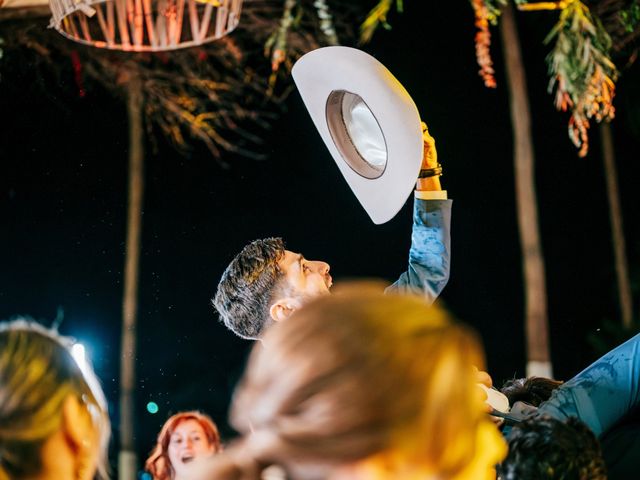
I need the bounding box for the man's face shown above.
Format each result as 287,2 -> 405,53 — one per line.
278,250 -> 332,299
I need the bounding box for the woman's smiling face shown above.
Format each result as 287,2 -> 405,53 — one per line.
167,419 -> 217,476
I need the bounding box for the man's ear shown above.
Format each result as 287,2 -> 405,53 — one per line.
61,394 -> 89,452
269,297 -> 302,322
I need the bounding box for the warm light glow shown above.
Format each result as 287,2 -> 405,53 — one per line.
48,0 -> 243,52
518,1 -> 571,11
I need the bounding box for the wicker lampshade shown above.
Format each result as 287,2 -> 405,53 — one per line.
48,0 -> 242,51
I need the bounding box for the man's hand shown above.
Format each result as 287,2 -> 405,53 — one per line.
474,366 -> 507,427
416,122 -> 442,192
474,366 -> 494,411
421,122 -> 438,169
475,367 -> 493,389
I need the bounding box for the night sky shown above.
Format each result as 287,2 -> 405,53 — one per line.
1,0 -> 640,471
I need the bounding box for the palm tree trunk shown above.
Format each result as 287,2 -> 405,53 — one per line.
119,72 -> 144,480
500,3 -> 552,377
600,122 -> 632,328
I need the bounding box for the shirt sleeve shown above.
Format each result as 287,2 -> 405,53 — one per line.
538,333 -> 640,437
414,190 -> 448,200
384,197 -> 452,304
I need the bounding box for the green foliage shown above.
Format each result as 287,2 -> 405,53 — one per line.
0,1 -> 360,162
482,0 -> 508,25
619,0 -> 640,33
545,1 -> 616,105
477,0 -> 531,25
544,1 -> 617,155
264,0 -> 301,75
314,0 -> 339,46
360,0 -> 403,44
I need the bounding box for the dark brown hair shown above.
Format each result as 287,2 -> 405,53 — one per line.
499,415 -> 607,480
213,237 -> 286,339
500,376 -> 564,407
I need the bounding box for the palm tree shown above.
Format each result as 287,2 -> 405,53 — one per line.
500,3 -> 552,377
119,73 -> 145,480
600,122 -> 633,328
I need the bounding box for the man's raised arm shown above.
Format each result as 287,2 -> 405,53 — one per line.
386,124 -> 452,304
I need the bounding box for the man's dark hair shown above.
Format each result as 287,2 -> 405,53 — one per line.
498,415 -> 607,480
213,238 -> 286,340
500,376 -> 564,407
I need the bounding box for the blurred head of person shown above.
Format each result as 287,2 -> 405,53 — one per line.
205,284 -> 507,479
499,376 -> 563,407
0,319 -> 110,480
145,411 -> 222,480
498,415 -> 607,480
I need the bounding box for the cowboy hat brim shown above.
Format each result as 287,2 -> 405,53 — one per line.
292,46 -> 423,224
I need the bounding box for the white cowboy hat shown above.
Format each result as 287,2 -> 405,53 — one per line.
292,46 -> 423,224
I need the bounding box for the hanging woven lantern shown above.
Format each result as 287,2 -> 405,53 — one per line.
47,0 -> 242,51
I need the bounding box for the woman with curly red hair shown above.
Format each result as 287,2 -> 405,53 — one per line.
145,411 -> 222,480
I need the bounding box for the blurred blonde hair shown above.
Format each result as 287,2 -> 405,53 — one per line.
0,319 -> 110,480
210,285 -> 492,479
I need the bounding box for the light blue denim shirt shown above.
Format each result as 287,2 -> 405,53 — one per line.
537,332 -> 640,437
385,198 -> 452,304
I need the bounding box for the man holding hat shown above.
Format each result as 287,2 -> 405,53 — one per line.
213,47 -> 451,340
213,130 -> 450,340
